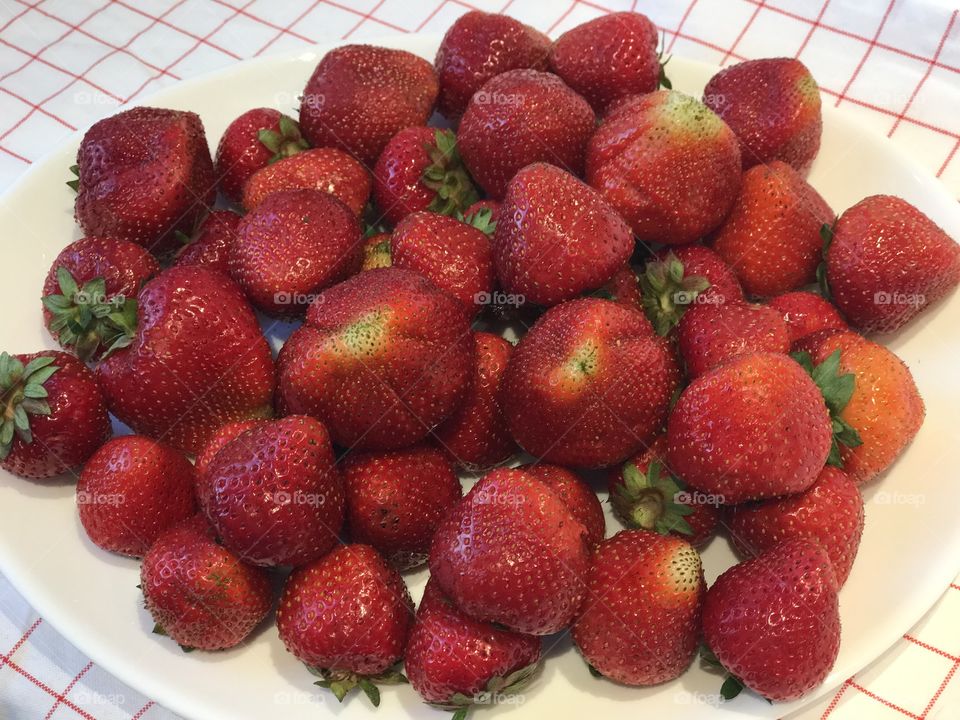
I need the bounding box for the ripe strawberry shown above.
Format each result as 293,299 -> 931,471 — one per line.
824,195 -> 960,333
230,189 -> 362,316
594,264 -> 643,310
241,147 -> 370,215
519,463 -> 605,547
372,127 -> 478,226
173,210 -> 242,276
493,163 -> 633,306
458,70 -> 595,199
701,539 -> 840,701
96,265 -> 275,455
74,107 -> 215,255
435,11 -> 550,122
300,45 -> 439,166
77,435 -> 196,557
574,531 -> 704,685
277,268 -> 473,450
463,199 -> 501,229
0,351 -> 110,480
727,465 -> 864,586
41,236 -> 159,361
193,418 -> 267,476
141,515 -> 273,651
431,331 -> 516,471
277,544 -> 412,706
341,445 -> 462,570
767,291 -> 847,345
704,57 -> 822,172
429,467 -> 590,635
215,108 -> 308,203
550,12 -> 663,114
197,415 -> 344,567
667,352 -> 832,503
712,160 -> 834,297
587,90 -> 741,244
500,298 -> 679,468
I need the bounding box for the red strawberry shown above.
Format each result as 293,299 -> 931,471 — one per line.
500,298 -> 679,468
429,467 -> 590,635
431,331 -> 516,471
372,127 -> 478,225
595,264 -> 642,310
767,291 -> 847,345
361,231 -> 392,271
586,90 -> 741,245
458,70 -> 595,199
197,415 -> 344,567
712,160 -> 834,297
215,108 -> 308,203
77,435 -> 196,557
701,539 -> 840,701
0,351 -> 110,480
173,210 -> 242,276
520,463 -> 605,547
277,268 -> 473,450
824,195 -> 960,333
573,530 -> 704,685
704,58 -> 822,172
141,515 -> 273,651
74,107 -> 215,255
276,544 -> 412,706
341,445 -> 462,570
300,45 -> 439,166
241,147 -> 370,216
96,265 -> 275,455
463,199 -> 501,228
230,189 -> 362,316
493,163 -> 634,306
193,418 -> 268,477
41,236 -> 159,361
435,11 -> 550,122
667,352 -> 832,503
727,465 -> 864,586
550,12 -> 663,114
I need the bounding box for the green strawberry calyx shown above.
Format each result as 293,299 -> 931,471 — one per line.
433,662 -> 541,720
311,663 -> 407,707
66,164 -> 80,192
0,353 -> 59,461
611,460 -> 695,536
658,31 -> 673,90
816,220 -> 837,300
259,114 -> 309,163
699,645 -> 745,701
41,266 -> 138,362
639,253 -> 711,336
457,207 -> 497,236
422,129 -> 480,218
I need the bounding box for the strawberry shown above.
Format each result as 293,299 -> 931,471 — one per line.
573,530 -> 704,685
197,415 -> 344,567
277,268 -> 473,450
0,351 -> 110,480
173,210 -> 242,276
550,12 -> 663,114
214,108 -> 308,203
493,163 -> 634,306
372,127 -> 478,226
767,291 -> 847,345
824,195 -> 960,333
500,298 -> 679,468
434,10 -> 550,122
701,539 -> 840,701
41,236 -> 159,361
241,147 -> 371,216
361,232 -> 392,271
458,70 -> 595,199
463,199 -> 501,230
431,331 -> 517,471
519,463 -> 605,547
141,515 -> 273,651
193,418 -> 267,477
586,90 -> 741,245
230,189 -> 362,315
712,160 -> 834,297
594,264 -> 642,310
727,465 -> 864,586
667,352 -> 832,503
96,265 -> 275,455
704,57 -> 822,173
429,467 -> 590,635
73,107 -> 216,255
77,435 -> 196,557
341,445 -> 463,570
276,544 -> 412,706
300,45 -> 439,166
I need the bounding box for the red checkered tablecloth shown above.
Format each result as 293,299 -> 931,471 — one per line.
1,1 -> 959,719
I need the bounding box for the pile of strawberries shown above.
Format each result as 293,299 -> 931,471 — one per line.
3,8 -> 960,714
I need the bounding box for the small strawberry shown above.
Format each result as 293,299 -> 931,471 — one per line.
173,210 -> 242,276
766,291 -> 847,345
519,463 -> 605,547
361,232 -> 392,271
193,418 -> 268,477
593,264 -> 643,310
463,199 -> 501,232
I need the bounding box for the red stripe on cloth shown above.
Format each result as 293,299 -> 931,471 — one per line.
820,678 -> 853,718
722,0 -> 765,64
0,38 -> 124,101
209,0 -> 316,43
415,0 -> 450,33
834,0 -> 896,107
256,0 -> 324,53
547,0 -> 580,35
43,661 -> 92,720
848,680 -> 921,718
0,617 -> 41,670
0,657 -> 97,720
111,0 -> 243,61
951,583 -> 960,591
0,145 -> 31,163
937,139 -> 959,177
319,0 -> 407,33
341,0 -> 386,40
904,634 -> 960,662
0,0 -> 42,33
0,87 -> 75,131
795,0 -> 831,57
132,701 -> 155,719
667,0 -> 700,53
818,85 -> 960,139
920,660 -> 960,718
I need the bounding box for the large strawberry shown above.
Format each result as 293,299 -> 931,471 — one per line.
493,163 -> 633,306
299,45 -> 438,166
0,351 -> 110,480
173,210 -> 242,277
96,265 -> 275,455
500,298 -> 678,468
520,463 -> 605,547
767,291 -> 847,345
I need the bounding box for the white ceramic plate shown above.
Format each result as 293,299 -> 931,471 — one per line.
1,33 -> 959,720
